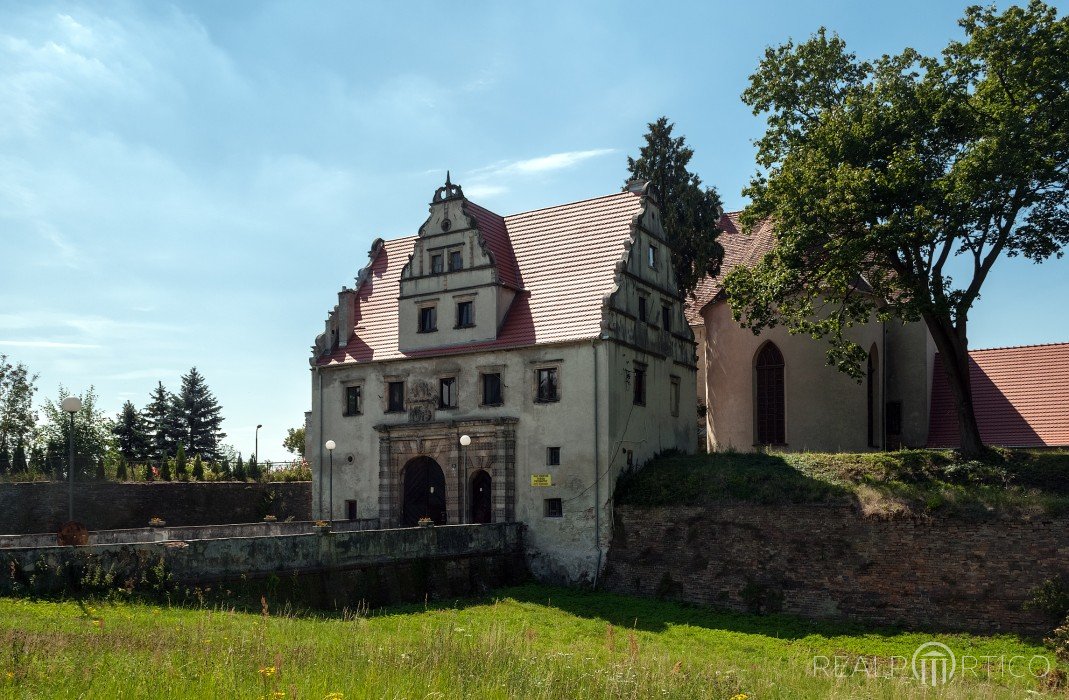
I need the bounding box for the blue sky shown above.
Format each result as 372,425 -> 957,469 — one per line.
2,0 -> 1065,460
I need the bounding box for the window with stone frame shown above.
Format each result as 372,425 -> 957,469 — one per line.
638,294 -> 648,322
456,300 -> 474,328
418,305 -> 437,333
448,249 -> 463,271
647,244 -> 657,269
481,372 -> 503,406
386,380 -> 406,413
633,363 -> 647,406
543,498 -> 563,518
535,366 -> 559,403
430,254 -> 444,274
546,446 -> 561,466
439,376 -> 458,409
670,375 -> 681,417
662,304 -> 672,332
344,385 -> 362,416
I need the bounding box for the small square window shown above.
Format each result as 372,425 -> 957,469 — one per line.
638,296 -> 647,322
387,381 -> 405,412
439,377 -> 457,409
418,305 -> 437,333
345,500 -> 357,521
344,385 -> 362,416
648,245 -> 657,269
546,447 -> 561,466
482,373 -> 503,405
536,367 -> 559,402
633,363 -> 647,406
449,250 -> 463,271
456,300 -> 474,327
544,498 -> 563,518
430,254 -> 443,274
670,376 -> 681,417
662,305 -> 672,332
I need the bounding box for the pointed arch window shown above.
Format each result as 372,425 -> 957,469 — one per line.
755,343 -> 785,445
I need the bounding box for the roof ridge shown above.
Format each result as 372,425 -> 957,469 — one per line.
967,341 -> 1069,353
503,190 -> 635,218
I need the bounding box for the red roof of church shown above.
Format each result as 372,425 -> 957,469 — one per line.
684,212 -> 776,325
317,191 -> 644,365
927,342 -> 1069,448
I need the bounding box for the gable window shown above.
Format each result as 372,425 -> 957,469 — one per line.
633,363 -> 647,406
546,447 -> 561,466
344,385 -> 362,416
638,296 -> 647,322
670,375 -> 681,417
536,367 -> 559,403
448,249 -> 463,271
544,498 -> 563,518
418,305 -> 437,333
482,372 -> 503,406
755,343 -> 786,445
439,377 -> 457,409
387,381 -> 406,413
430,254 -> 443,274
648,245 -> 657,269
662,304 -> 672,332
456,300 -> 474,328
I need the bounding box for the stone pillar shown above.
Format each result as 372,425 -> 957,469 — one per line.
378,435 -> 393,527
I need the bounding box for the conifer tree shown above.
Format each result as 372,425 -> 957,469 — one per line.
143,382 -> 181,462
192,454 -> 204,481
116,455 -> 128,481
234,454 -> 246,481
626,117 -> 724,296
177,368 -> 226,461
161,457 -> 172,481
28,445 -> 44,474
175,443 -> 188,480
0,437 -> 9,476
12,440 -> 27,475
143,461 -> 153,481
113,401 -> 149,465
219,455 -> 232,480
247,454 -> 260,482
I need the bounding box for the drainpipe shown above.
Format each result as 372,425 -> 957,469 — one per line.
317,367 -> 324,518
592,339 -> 602,588
881,319 -> 888,450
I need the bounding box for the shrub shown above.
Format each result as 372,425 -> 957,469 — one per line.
1027,576 -> 1069,622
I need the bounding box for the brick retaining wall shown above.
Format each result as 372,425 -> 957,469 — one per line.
0,481 -> 312,534
602,503 -> 1069,635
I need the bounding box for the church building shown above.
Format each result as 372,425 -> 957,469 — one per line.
308,177 -> 696,581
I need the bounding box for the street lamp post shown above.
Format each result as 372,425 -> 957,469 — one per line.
60,396 -> 82,522
324,440 -> 336,522
255,424 -> 263,463
459,434 -> 471,524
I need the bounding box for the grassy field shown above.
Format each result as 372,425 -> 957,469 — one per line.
0,585 -> 1062,699
615,448 -> 1069,518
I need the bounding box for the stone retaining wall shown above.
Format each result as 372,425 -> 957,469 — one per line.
602,503 -> 1069,635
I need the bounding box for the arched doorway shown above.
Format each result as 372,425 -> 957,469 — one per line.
755,342 -> 786,446
470,470 -> 492,524
401,456 -> 447,526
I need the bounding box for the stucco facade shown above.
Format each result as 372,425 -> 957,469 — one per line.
307,179 -> 695,582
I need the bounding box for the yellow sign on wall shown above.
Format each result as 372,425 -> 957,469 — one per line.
530,474 -> 553,487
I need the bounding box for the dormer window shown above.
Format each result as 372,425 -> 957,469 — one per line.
456,300 -> 474,328
449,250 -> 463,271
418,305 -> 437,333
430,254 -> 444,274
648,245 -> 657,269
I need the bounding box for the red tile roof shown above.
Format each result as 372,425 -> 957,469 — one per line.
318,191 -> 643,365
927,343 -> 1069,448
684,212 -> 776,325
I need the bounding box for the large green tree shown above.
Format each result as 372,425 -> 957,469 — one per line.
143,382 -> 182,462
39,387 -> 113,479
177,367 -> 225,461
728,2 -> 1069,458
626,117 -> 724,296
112,401 -> 149,465
0,355 -> 38,450
283,426 -> 306,459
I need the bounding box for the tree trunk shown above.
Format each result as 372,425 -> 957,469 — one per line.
922,313 -> 985,459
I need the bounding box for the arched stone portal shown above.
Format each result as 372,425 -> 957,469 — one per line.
470,469 -> 492,524
401,456 -> 447,526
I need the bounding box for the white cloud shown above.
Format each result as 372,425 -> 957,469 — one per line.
463,184 -> 509,199
462,148 -> 616,200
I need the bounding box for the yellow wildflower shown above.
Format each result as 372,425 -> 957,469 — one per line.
92,619 -> 103,628
325,694 -> 344,700
4,671 -> 14,682
730,694 -> 749,700
258,666 -> 277,678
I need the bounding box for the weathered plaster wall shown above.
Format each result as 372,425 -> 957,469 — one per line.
603,503 -> 1068,635
2,523 -> 527,607
0,481 -> 311,535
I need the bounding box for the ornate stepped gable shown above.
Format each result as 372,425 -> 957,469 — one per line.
312,176 -> 694,366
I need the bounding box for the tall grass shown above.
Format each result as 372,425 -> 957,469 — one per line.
0,585 -> 1061,698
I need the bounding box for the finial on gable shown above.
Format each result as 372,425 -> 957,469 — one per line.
432,171 -> 465,203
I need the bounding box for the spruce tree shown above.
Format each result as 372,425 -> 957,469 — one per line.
626,117 -> 724,297
234,455 -> 246,481
143,461 -> 153,481
116,455 -> 128,481
247,454 -> 260,482
219,456 -> 232,480
0,437 -> 9,475
113,401 -> 149,465
161,457 -> 172,481
175,443 -> 188,480
192,454 -> 204,481
12,440 -> 27,475
177,368 -> 226,461
143,382 -> 182,462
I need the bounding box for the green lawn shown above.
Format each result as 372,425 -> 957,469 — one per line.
615,449 -> 1069,518
0,585 -> 1062,699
